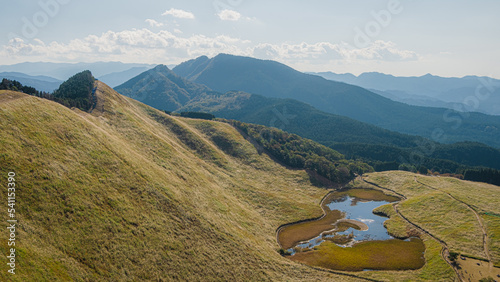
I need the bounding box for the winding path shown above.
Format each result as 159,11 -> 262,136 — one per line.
277,175 -> 492,281
414,177 -> 493,272
361,176 -> 463,281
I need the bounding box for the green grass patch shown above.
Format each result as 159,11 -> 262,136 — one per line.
400,192 -> 485,259
373,204 -> 413,239
291,238 -> 425,271
483,214 -> 500,264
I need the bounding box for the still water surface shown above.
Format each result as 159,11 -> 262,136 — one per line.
290,193 -> 396,253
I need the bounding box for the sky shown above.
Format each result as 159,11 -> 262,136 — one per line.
1,0 -> 499,78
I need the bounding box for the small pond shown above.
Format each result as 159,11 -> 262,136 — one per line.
278,188 -> 425,271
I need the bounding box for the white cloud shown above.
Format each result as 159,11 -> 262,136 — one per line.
356,218 -> 375,224
218,9 -> 241,21
1,28 -> 418,68
1,29 -> 250,64
350,41 -> 418,61
145,19 -> 164,27
161,8 -> 195,19
252,40 -> 418,63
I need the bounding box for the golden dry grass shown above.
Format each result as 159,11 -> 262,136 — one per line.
291,238 -> 425,272
416,175 -> 500,214
400,192 -> 484,258
1,85 -> 494,281
364,171 -> 500,275
0,87 -> 360,281
483,214 -> 500,266
456,256 -> 500,281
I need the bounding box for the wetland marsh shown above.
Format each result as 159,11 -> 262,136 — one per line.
278,188 -> 426,271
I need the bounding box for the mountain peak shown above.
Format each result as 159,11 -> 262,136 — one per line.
196,55 -> 209,60
213,53 -> 237,59
153,64 -> 171,71
359,72 -> 395,79
114,64 -> 211,112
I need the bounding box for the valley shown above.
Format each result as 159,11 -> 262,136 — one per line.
110,63 -> 500,186
172,54 -> 500,148
1,63 -> 499,281
2,1 -> 499,280
278,188 -> 427,272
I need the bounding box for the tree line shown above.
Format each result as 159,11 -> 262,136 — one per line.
1,70 -> 95,111
227,120 -> 373,184
0,78 -> 51,97
463,168 -> 500,186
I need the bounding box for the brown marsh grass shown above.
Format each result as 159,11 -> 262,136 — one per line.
291,238 -> 425,271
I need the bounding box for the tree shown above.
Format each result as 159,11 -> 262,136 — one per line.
52,70 -> 95,111
227,120 -> 373,184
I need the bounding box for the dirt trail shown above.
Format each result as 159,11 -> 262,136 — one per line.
361,177 -> 463,281
414,176 -> 493,271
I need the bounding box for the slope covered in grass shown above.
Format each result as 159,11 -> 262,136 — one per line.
339,172 -> 500,281
364,171 -> 500,265
4,80 -> 496,280
0,84 -> 363,281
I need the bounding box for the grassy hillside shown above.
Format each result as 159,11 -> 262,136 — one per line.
0,85 -> 370,281
336,171 -> 500,281
6,78 -> 496,280
363,171 -> 500,265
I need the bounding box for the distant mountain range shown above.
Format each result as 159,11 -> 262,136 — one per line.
98,66 -> 153,87
0,62 -> 157,88
310,71 -> 500,115
171,54 -> 500,148
117,64 -> 418,146
113,63 -> 500,172
0,72 -> 62,92
0,62 -> 155,80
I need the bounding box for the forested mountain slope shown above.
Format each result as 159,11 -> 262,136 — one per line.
173,54 -> 500,148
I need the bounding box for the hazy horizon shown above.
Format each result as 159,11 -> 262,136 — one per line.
2,1 -> 499,78
1,56 -> 499,81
